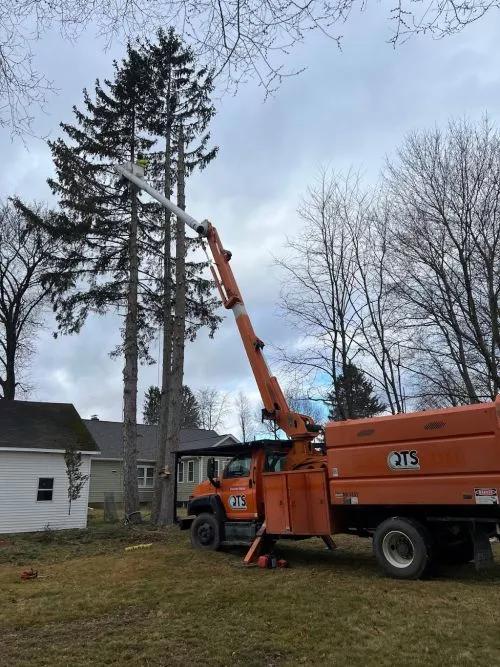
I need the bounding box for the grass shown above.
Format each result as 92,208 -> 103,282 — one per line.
1,513 -> 500,667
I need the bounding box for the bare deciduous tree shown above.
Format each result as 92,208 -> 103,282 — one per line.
349,198 -> 407,414
385,116 -> 500,405
234,390 -> 253,441
0,201 -> 54,399
285,386 -> 325,426
196,386 -> 230,430
2,0 -> 496,134
253,381 -> 324,438
64,443 -> 90,515
275,170 -> 362,414
276,169 -> 402,417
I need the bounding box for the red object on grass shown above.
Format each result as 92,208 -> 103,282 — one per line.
20,568 -> 38,580
258,555 -> 270,568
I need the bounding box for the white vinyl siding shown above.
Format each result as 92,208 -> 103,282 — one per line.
0,451 -> 91,534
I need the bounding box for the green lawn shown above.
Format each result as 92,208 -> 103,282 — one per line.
1,513 -> 500,666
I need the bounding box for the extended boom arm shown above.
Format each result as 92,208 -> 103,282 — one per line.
115,163 -> 322,467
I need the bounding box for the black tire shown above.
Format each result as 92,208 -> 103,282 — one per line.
373,517 -> 433,580
190,512 -> 221,551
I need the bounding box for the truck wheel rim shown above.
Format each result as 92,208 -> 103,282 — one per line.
198,522 -> 214,545
382,530 -> 415,568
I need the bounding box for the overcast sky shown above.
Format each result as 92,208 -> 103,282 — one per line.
2,7 -> 500,438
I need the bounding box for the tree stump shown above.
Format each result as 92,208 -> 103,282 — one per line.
104,493 -> 118,522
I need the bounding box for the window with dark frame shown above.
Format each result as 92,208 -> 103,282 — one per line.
37,477 -> 54,501
178,460 -> 184,483
187,460 -> 195,483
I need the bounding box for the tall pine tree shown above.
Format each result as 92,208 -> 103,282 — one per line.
38,45 -> 155,522
20,34 -> 220,524
328,362 -> 387,421
141,29 -> 219,525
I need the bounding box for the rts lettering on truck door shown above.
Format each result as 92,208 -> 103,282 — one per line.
219,452 -> 257,519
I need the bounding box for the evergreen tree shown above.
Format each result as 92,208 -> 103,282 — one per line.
27,45 -> 156,523
328,362 -> 387,421
142,29 -> 219,526
143,384 -> 200,427
181,385 -> 200,428
20,35 -> 220,526
143,385 -> 161,425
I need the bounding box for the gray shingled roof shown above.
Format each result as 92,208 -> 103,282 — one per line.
83,419 -> 236,461
0,400 -> 99,451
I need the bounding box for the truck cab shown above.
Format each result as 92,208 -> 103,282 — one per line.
180,440 -> 291,549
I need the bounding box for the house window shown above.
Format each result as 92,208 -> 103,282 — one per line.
187,460 -> 195,483
137,466 -> 154,488
178,460 -> 184,483
37,478 -> 54,502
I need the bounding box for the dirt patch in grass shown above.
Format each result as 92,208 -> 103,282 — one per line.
1,524 -> 500,666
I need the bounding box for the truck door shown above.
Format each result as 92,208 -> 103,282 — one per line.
219,452 -> 258,519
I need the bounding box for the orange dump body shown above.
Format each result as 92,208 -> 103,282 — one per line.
325,398 -> 500,507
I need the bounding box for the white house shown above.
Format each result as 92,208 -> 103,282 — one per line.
0,400 -> 100,534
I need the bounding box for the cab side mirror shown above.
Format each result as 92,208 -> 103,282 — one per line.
206,457 -> 220,488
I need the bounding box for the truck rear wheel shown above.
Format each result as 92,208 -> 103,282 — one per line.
373,517 -> 433,580
190,513 -> 221,551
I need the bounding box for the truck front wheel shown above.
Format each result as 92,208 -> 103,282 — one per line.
190,512 -> 221,551
373,517 -> 433,580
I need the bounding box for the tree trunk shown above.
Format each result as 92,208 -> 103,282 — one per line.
1,329 -> 16,399
163,124 -> 187,526
152,75 -> 174,526
122,185 -> 142,523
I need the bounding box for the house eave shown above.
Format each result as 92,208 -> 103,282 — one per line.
91,456 -> 155,462
0,447 -> 100,455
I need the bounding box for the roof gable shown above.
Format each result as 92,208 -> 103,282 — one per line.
0,400 -> 99,452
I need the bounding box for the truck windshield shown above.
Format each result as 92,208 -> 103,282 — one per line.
223,453 -> 251,479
